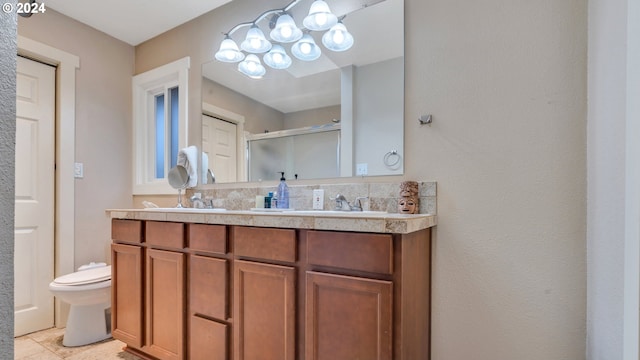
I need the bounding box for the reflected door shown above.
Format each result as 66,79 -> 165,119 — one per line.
14,56 -> 56,336
202,115 -> 237,183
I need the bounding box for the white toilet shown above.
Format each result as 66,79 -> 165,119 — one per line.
49,262 -> 112,347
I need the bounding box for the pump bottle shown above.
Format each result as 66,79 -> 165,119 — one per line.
276,172 -> 289,209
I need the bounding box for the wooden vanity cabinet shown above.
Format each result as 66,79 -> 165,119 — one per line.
111,220 -> 187,360
111,218 -> 432,360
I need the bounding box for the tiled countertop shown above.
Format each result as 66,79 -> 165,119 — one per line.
107,209 -> 437,234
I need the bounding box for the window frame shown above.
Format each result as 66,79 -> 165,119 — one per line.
132,57 -> 190,195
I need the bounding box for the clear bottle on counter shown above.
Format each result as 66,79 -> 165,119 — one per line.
276,172 -> 289,209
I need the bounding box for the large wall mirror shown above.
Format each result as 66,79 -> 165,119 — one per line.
200,0 -> 404,184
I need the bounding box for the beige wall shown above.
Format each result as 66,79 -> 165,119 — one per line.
18,9 -> 134,267
405,0 -> 586,358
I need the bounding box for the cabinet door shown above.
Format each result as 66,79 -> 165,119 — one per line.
234,260 -> 295,360
145,248 -> 186,360
306,271 -> 393,360
111,243 -> 144,348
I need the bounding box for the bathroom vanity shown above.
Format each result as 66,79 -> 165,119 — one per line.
108,209 -> 436,360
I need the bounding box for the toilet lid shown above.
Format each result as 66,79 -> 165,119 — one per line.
54,265 -> 111,285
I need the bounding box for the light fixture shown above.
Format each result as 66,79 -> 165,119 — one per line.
322,21 -> 354,52
215,35 -> 245,62
240,25 -> 272,53
238,54 -> 266,79
291,34 -> 321,61
270,13 -> 303,43
303,0 -> 338,31
264,45 -> 292,69
215,0 -> 358,79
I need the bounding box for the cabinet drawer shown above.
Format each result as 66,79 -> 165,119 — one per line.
190,255 -> 227,320
146,221 -> 185,249
112,219 -> 143,243
307,231 -> 393,275
233,226 -> 296,263
188,224 -> 227,254
190,316 -> 228,360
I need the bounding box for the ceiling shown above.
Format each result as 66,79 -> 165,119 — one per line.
43,0 -> 233,45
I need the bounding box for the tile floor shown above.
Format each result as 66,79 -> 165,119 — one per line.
14,327 -> 142,360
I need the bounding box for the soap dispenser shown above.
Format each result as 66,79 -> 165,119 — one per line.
276,172 -> 289,209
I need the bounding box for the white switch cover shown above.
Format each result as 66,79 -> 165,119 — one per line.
313,189 -> 324,210
74,162 -> 84,178
356,163 -> 368,176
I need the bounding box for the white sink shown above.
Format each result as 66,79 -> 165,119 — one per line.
287,210 -> 388,215
249,208 -> 387,215
142,207 -> 227,212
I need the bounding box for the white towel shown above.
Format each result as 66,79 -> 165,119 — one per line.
177,145 -> 198,188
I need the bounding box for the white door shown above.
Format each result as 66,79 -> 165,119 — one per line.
202,115 -> 237,183
14,56 -> 56,336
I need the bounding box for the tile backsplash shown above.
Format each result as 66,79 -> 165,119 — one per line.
186,181 -> 436,214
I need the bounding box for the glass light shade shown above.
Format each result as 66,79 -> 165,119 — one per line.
303,0 -> 338,31
263,45 -> 292,69
322,22 -> 354,52
238,54 -> 266,79
270,14 -> 303,43
240,25 -> 272,53
292,34 -> 321,61
214,37 -> 245,62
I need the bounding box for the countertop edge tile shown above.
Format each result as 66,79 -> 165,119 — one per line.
106,209 -> 436,234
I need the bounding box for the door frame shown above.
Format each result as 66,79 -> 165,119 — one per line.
17,36 -> 79,327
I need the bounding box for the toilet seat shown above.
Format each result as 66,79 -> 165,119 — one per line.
53,265 -> 111,286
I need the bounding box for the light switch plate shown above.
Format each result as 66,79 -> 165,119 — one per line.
313,189 -> 324,210
74,162 -> 84,178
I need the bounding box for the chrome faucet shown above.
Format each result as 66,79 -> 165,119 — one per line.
190,195 -> 214,209
335,194 -> 349,210
334,194 -> 368,211
189,195 -> 205,209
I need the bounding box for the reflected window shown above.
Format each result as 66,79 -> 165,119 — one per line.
153,87 -> 179,179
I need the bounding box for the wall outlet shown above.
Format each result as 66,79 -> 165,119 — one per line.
313,189 -> 324,210
356,163 -> 368,176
